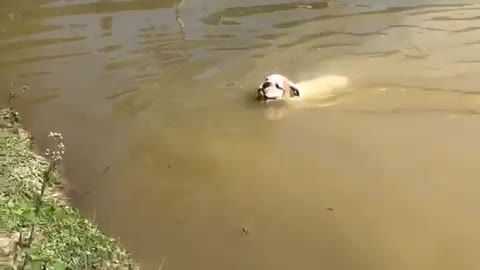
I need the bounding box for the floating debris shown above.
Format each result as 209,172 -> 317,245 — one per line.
241,226 -> 249,236
102,166 -> 110,175
158,257 -> 166,270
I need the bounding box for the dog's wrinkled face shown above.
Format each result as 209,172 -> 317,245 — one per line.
257,74 -> 286,101
256,74 -> 301,101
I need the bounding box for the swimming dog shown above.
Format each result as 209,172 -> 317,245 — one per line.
256,74 -> 301,101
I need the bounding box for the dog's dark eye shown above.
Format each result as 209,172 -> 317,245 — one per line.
275,83 -> 280,89
262,82 -> 271,88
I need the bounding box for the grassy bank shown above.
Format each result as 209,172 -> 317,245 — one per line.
0,106 -> 139,270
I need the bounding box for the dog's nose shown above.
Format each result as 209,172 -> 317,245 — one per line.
257,88 -> 265,98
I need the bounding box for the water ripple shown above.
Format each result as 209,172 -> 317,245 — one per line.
379,84 -> 480,96
207,43 -> 272,51
203,34 -> 237,39
0,51 -> 89,66
350,50 -> 399,58
463,40 -> 480,46
277,30 -> 383,48
452,26 -> 480,33
311,42 -> 357,49
335,108 -> 480,116
273,4 -> 471,29
255,33 -> 288,40
40,0 -> 178,17
427,15 -> 480,21
97,44 -> 123,53
0,36 -> 86,51
453,60 -> 480,64
405,5 -> 480,16
201,1 -> 328,25
105,87 -> 142,101
346,48 -> 426,60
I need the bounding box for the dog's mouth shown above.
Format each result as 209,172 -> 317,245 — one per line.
257,89 -> 280,101
257,82 -> 283,101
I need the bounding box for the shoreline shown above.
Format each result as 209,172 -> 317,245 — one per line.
0,107 -> 139,269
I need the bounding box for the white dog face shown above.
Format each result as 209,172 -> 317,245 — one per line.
257,74 -> 301,101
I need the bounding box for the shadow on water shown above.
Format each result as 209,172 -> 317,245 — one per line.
2,0 -> 480,269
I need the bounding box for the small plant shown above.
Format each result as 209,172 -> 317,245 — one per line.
20,131 -> 65,269
6,83 -> 29,134
8,83 -> 29,107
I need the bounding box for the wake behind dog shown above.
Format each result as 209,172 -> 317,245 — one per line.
288,74 -> 351,107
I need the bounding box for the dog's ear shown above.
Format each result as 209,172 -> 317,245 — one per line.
286,80 -> 301,97
290,86 -> 300,97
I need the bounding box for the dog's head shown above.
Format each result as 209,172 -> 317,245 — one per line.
256,74 -> 300,101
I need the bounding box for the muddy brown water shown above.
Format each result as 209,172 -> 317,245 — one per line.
2,0 -> 480,269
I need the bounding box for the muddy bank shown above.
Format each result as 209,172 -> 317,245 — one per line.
0,107 -> 138,269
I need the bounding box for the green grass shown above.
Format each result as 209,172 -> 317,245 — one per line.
0,107 -> 139,270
